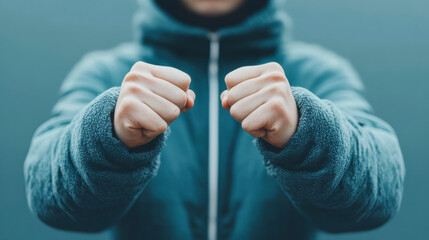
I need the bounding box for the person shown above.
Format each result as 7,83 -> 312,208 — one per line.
24,0 -> 405,239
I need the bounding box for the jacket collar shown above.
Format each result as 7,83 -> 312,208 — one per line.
133,0 -> 292,55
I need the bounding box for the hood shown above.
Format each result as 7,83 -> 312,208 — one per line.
133,0 -> 292,54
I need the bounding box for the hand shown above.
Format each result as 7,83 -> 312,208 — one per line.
114,61 -> 195,148
221,62 -> 298,149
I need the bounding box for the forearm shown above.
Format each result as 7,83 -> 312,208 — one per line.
24,88 -> 166,232
257,87 -> 405,232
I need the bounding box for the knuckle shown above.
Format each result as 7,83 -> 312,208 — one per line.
124,71 -> 152,85
132,61 -> 144,68
225,74 -> 233,86
167,67 -> 191,89
178,91 -> 188,108
131,61 -> 149,71
226,91 -> 235,105
267,62 -> 284,72
225,66 -> 247,85
229,105 -> 240,120
265,71 -> 285,82
124,71 -> 143,83
269,98 -> 284,111
126,83 -> 141,95
241,120 -> 252,132
119,97 -> 136,113
181,73 -> 191,88
169,106 -> 181,120
225,69 -> 241,87
265,84 -> 281,95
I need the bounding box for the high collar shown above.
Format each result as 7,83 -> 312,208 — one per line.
133,0 -> 292,55
154,0 -> 269,31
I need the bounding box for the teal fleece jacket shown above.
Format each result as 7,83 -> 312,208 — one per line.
24,0 -> 405,239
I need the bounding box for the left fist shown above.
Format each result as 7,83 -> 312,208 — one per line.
220,62 -> 298,149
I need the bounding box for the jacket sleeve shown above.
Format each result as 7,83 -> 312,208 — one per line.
256,47 -> 405,233
24,52 -> 166,232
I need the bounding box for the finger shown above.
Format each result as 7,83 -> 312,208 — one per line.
139,90 -> 181,124
220,90 -> 228,101
131,61 -> 191,91
220,90 -> 231,110
220,91 -> 231,111
183,89 -> 196,112
227,71 -> 286,106
225,62 -> 284,89
188,89 -> 196,101
119,100 -> 167,147
222,96 -> 231,110
151,66 -> 191,91
124,74 -> 188,109
229,90 -> 271,122
241,103 -> 276,138
130,61 -> 151,72
128,100 -> 167,133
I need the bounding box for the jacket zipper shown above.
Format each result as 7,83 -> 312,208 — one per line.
208,32 -> 220,240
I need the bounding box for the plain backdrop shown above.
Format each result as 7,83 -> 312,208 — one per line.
0,0 -> 428,239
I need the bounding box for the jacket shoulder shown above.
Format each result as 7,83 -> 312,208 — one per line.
286,42 -> 352,68
65,42 -> 143,89
285,41 -> 364,91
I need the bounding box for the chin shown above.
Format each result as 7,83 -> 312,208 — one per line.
184,0 -> 244,16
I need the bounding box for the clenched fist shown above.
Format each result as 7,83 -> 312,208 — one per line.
114,61 -> 195,148
221,62 -> 298,149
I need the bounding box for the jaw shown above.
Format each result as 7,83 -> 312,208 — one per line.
180,0 -> 245,17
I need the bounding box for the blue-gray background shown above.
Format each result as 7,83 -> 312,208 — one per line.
0,0 -> 427,239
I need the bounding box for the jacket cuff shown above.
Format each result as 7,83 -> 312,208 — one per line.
76,87 -> 167,171
255,87 -> 340,169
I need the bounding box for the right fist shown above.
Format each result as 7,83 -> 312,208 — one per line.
114,61 -> 195,148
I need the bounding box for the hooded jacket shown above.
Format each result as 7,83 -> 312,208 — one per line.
24,0 -> 405,239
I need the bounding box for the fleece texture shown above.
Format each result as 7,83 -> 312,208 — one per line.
24,0 -> 405,239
